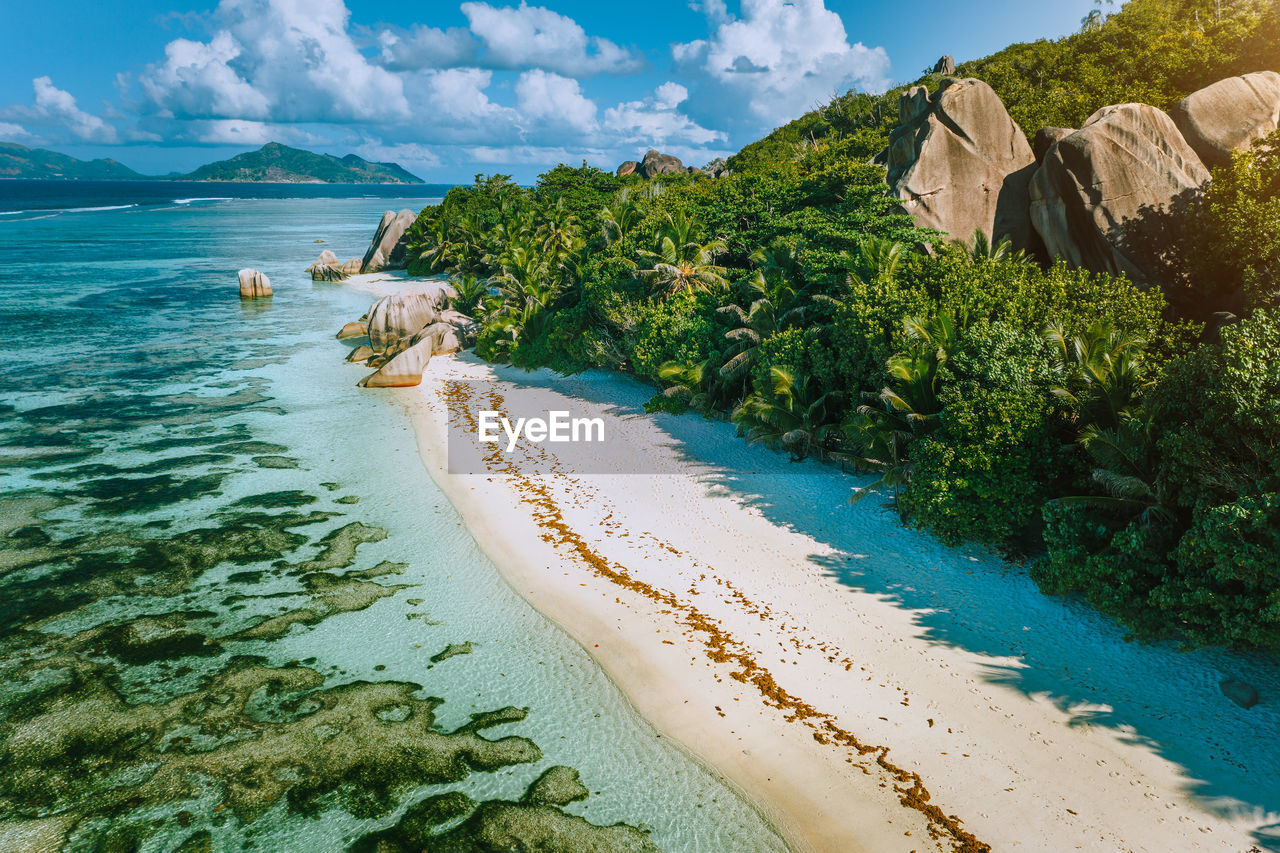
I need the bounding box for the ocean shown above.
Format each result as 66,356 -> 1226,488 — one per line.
0,184 -> 786,852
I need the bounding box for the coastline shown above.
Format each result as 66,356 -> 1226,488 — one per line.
346,273 -> 1279,853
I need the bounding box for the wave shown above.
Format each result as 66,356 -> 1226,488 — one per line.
0,203 -> 139,218
173,197 -> 232,204
65,204 -> 139,213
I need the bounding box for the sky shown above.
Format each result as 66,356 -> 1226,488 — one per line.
0,0 -> 1100,181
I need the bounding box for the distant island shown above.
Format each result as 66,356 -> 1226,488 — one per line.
0,142 -> 145,180
0,142 -> 423,184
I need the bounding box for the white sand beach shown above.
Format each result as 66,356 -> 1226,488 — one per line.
347,275 -> 1280,853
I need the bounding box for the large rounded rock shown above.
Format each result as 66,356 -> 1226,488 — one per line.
365,287 -> 456,354
1171,71 -> 1280,168
638,149 -> 684,179
359,338 -> 434,387
1033,127 -> 1074,164
344,344 -> 374,363
238,269 -> 272,299
306,250 -> 347,281
341,257 -> 362,276
886,78 -> 1039,251
1029,103 -> 1211,281
336,321 -> 367,340
360,209 -> 418,274
358,322 -> 462,388
616,160 -> 638,177
306,249 -> 338,271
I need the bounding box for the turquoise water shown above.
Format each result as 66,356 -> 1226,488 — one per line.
0,197 -> 787,852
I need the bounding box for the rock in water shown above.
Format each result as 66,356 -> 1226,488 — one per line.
336,321 -> 367,340
344,344 -> 374,363
238,269 -> 272,299
616,160 -> 638,177
306,250 -> 347,281
341,257 -> 362,276
1171,71 -> 1280,168
1029,103 -> 1210,282
932,55 -> 956,75
886,78 -> 1039,252
365,289 -> 454,354
360,209 -> 418,274
1220,678 -> 1260,709
638,149 -> 684,178
306,249 -> 338,271
312,265 -> 346,281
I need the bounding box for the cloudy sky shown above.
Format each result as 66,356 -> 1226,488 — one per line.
1,0 -> 1096,180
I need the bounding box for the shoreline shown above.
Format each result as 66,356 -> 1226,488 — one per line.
345,272 -> 1279,853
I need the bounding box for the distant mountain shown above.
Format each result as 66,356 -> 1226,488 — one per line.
0,141 -> 424,183
0,142 -> 146,180
178,143 -> 423,184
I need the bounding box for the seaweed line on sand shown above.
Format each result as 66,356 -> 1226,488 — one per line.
441,378 -> 991,853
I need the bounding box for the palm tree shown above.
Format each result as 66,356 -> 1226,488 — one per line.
537,198 -> 582,260
656,360 -> 713,413
841,235 -> 904,288
635,213 -> 728,298
450,273 -> 489,317
1045,320 -> 1149,432
1055,407 -> 1173,528
732,366 -> 843,461
717,256 -> 811,381
600,191 -> 642,247
842,311 -> 962,514
961,228 -> 1021,263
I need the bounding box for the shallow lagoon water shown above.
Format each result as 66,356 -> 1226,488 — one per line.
0,196 -> 788,852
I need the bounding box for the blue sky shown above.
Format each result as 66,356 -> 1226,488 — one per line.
0,0 -> 1099,180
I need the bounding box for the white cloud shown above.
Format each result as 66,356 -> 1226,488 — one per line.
351,141 -> 442,171
674,0 -> 890,132
178,119 -> 326,146
515,70 -> 596,132
460,2 -> 642,75
29,77 -> 119,143
0,122 -> 36,144
419,69 -> 515,124
603,82 -> 724,147
139,32 -> 270,119
464,144 -> 608,165
137,0 -> 408,123
376,25 -> 478,70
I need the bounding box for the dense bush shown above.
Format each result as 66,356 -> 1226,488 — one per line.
1035,310 -> 1280,650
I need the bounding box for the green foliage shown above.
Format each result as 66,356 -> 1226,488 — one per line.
622,291 -> 718,381
1126,130 -> 1280,316
732,366 -> 844,461
532,162 -> 625,225
901,322 -> 1069,544
1036,309 -> 1280,650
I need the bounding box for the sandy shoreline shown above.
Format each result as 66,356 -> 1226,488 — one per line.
344,273 -> 1280,852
